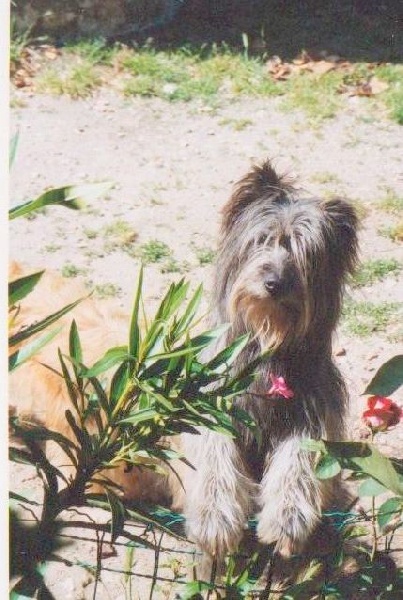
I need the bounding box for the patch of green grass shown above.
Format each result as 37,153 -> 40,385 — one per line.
10,95 -> 27,109
351,259 -> 402,287
197,53 -> 279,97
35,61 -> 102,98
61,263 -> 86,278
160,257 -> 188,274
44,244 -> 62,253
218,118 -> 253,131
281,71 -> 344,121
378,222 -> 403,243
343,300 -> 402,337
121,50 -> 196,99
122,47 -> 280,102
137,240 -> 172,263
64,39 -> 117,65
377,188 -> 403,215
16,40 -> 402,124
374,64 -> 403,125
93,283 -> 121,298
83,249 -> 105,259
10,18 -> 33,68
149,197 -> 165,206
310,171 -> 341,185
192,244 -> 216,266
103,220 -> 137,252
83,228 -> 98,240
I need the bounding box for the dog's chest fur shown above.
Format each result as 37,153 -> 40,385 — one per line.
232,343 -> 346,480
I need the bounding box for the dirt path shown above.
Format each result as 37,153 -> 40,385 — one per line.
10,88 -> 403,597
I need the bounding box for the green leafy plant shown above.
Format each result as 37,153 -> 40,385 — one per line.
302,356 -> 403,598
9,266 -> 260,597
351,258 -> 402,287
137,239 -> 172,263
343,300 -> 402,337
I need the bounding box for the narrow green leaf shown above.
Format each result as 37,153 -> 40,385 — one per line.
154,279 -> 188,323
10,423 -> 76,449
84,346 -> 129,377
65,409 -> 91,454
9,326 -> 62,371
58,350 -> 79,408
9,271 -> 44,306
164,355 -> 186,391
69,320 -> 83,365
9,491 -> 40,506
109,361 -> 131,405
9,130 -> 19,169
124,544 -> 135,583
9,446 -> 36,466
151,392 -> 176,411
128,266 -> 143,359
364,355 -> 403,396
9,297 -> 83,347
9,182 -> 111,220
140,320 -> 165,360
89,377 -> 110,416
146,324 -> 230,364
206,334 -> 249,371
179,581 -> 215,599
342,525 -> 369,540
173,283 -> 203,337
106,489 -> 126,543
119,408 -> 159,425
377,497 -> 402,530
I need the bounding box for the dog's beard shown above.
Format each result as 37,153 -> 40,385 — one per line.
229,269 -> 310,350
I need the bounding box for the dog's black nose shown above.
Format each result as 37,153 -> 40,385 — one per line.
264,275 -> 281,296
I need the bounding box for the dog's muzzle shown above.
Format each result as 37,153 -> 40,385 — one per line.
263,273 -> 294,299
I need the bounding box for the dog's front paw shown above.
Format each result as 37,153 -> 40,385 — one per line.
257,500 -> 318,557
187,504 -> 246,559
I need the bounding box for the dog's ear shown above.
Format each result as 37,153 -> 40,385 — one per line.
321,197 -> 359,275
222,160 -> 294,232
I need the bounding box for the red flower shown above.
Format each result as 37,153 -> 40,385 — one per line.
362,395 -> 402,432
267,374 -> 294,399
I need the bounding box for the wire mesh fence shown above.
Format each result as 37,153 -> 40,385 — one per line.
10,489 -> 403,599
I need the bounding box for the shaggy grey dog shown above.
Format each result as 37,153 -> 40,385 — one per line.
182,159 -> 359,578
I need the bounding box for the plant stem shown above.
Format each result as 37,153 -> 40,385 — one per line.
370,494 -> 378,561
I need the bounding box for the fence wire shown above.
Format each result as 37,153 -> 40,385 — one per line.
12,502 -> 403,599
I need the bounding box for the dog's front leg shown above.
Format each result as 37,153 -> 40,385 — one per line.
257,435 -> 325,556
182,430 -> 255,578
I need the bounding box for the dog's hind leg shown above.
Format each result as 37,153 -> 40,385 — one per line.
182,430 -> 255,579
256,435 -> 326,557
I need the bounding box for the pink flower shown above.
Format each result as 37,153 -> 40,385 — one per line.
267,374 -> 294,399
362,395 -> 402,432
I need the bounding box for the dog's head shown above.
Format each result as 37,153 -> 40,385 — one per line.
215,161 -> 359,350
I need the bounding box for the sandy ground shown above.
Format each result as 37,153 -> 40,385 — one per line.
9,88 -> 403,598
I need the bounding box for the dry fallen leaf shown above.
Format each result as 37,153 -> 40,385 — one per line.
266,55 -> 283,73
368,76 -> 389,95
14,70 -> 33,88
299,60 -> 337,76
42,46 -> 60,61
266,56 -> 293,81
339,76 -> 389,97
